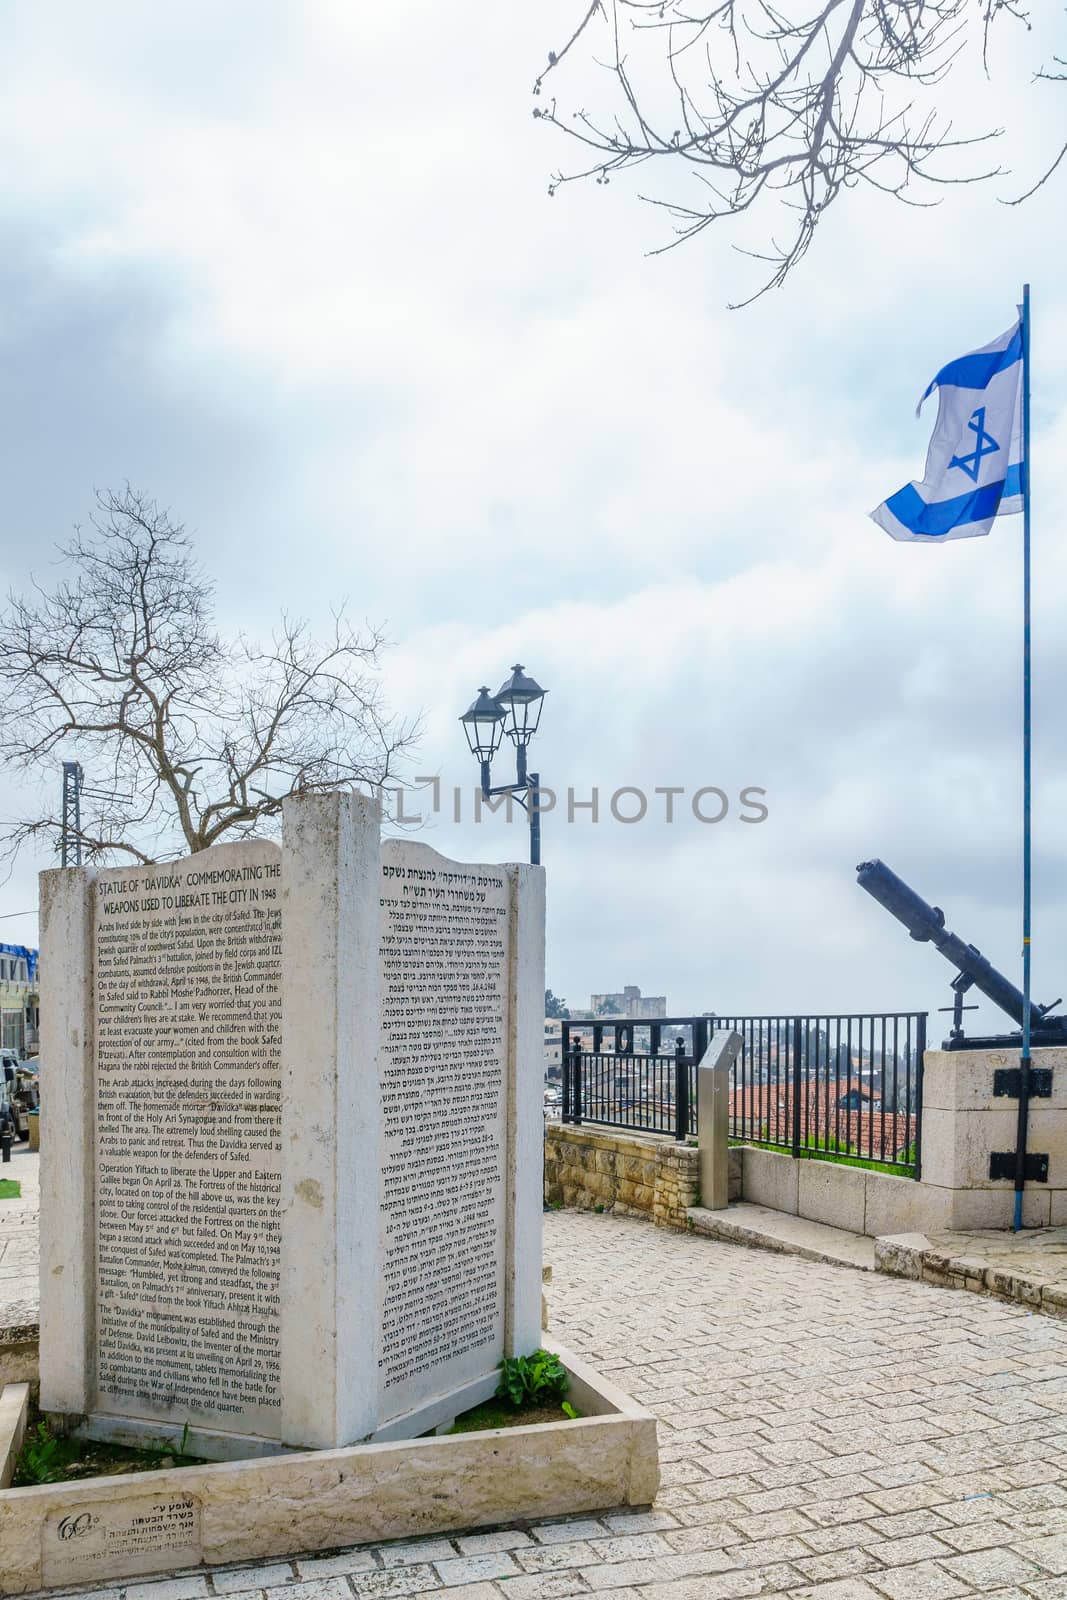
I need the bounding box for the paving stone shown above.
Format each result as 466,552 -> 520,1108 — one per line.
516,1544 -> 601,1574
940,1550 -> 1045,1588
735,1487 -> 815,1515
794,1550 -> 882,1583
863,1485 -> 954,1515
628,1575 -> 764,1600
600,1514 -> 680,1535
492,1576 -> 594,1600
351,1567 -> 443,1598
1013,1536 -> 1067,1575
660,1527 -> 736,1555
125,1580 -> 211,1600
211,1567 -> 298,1594
729,1511 -> 819,1541
495,1574 -> 598,1600
924,1501 -> 1016,1528
789,1581 -> 888,1600
292,1553 -> 382,1578
935,1524 -> 1020,1555
585,1552 -> 741,1590
800,1500 -> 882,1531
379,1545 -> 461,1571
725,1538 -> 813,1567
453,1534 -> 533,1556
433,1557 -> 523,1588
412,1588 -> 500,1600
860,1535 -> 956,1567
865,1562 -> 971,1600
586,1539 -> 674,1564
530,1523 -> 612,1546
248,1583 -> 353,1600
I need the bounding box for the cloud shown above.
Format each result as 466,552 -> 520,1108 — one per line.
0,1 -> 1064,1040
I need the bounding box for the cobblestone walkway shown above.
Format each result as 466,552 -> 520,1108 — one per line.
0,1143 -> 39,1333
28,1208 -> 1067,1600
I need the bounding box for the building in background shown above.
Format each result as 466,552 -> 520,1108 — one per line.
0,944 -> 39,1056
588,985 -> 667,1019
544,1017 -> 563,1077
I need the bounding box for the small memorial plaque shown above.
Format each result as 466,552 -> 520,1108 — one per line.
42,1493 -> 201,1586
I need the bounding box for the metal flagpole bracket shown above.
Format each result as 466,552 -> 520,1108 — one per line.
994,1067 -> 1051,1098
991,1150 -> 1048,1183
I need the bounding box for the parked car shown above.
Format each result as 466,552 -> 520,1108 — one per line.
0,1054 -> 38,1141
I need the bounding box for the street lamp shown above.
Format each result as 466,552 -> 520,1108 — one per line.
459,664 -> 547,865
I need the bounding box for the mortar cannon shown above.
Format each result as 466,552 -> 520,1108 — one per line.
856,857 -> 1067,1050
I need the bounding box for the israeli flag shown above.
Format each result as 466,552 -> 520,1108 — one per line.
871,318 -> 1023,542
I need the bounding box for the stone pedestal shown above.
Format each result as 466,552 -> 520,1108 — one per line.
697,1029 -> 741,1213
38,793 -> 544,1458
921,1046 -> 1067,1228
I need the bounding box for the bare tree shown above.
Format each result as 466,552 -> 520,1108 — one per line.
534,1 -> 1054,304
0,488 -> 417,866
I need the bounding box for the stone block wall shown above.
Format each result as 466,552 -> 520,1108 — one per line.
544,1125 -> 741,1227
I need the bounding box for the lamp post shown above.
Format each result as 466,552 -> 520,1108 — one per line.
460,664 -> 547,865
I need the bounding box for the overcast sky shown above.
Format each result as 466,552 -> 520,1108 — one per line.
1,2 -> 1066,1037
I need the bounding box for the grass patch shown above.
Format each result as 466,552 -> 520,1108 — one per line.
13,1418 -> 204,1487
448,1398 -> 581,1433
0,1179 -> 21,1199
732,1138 -> 914,1178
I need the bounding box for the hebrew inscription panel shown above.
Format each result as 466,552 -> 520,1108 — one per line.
42,1494 -> 201,1587
379,842 -> 511,1420
93,843 -> 283,1435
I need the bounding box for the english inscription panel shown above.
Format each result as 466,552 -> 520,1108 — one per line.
93,843 -> 283,1436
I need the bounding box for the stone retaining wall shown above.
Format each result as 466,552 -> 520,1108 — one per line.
544,1124 -> 741,1227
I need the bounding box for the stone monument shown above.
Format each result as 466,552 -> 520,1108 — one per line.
38,791 -> 544,1458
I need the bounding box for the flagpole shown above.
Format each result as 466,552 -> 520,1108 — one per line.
1015,281 -> 1033,1234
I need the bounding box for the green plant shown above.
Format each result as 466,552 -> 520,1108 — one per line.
17,1423 -> 64,1484
561,1401 -> 578,1420
496,1349 -> 569,1410
141,1422 -> 195,1471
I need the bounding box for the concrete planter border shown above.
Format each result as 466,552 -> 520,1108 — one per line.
0,1343 -> 658,1596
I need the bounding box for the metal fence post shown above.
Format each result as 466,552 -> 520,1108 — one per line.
674,1035 -> 689,1142
561,1038 -> 572,1124
913,1013 -> 927,1182
572,1039 -> 583,1126
791,1017 -> 803,1159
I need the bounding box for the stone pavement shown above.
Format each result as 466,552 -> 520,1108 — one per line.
0,1142 -> 39,1336
18,1206 -> 1067,1600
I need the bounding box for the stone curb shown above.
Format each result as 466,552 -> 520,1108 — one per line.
875,1230 -> 1067,1316
685,1205 -> 875,1271
0,1380 -> 28,1488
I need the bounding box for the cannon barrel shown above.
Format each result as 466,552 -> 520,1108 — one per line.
856,858 -> 1047,1033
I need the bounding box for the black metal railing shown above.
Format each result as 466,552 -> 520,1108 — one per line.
560,1011 -> 927,1177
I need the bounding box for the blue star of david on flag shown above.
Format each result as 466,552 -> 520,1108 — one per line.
871,317 -> 1024,542
950,406 -> 1000,483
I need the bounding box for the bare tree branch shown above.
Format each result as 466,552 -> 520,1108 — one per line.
534,0 -> 1051,301
0,487 -> 418,866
